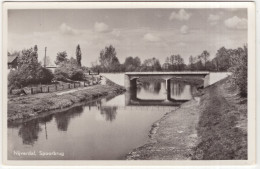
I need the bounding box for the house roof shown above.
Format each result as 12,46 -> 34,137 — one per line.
8,55 -> 18,63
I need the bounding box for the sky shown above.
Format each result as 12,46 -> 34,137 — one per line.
8,8 -> 247,67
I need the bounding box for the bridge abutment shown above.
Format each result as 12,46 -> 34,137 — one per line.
203,74 -> 210,87
125,74 -> 131,90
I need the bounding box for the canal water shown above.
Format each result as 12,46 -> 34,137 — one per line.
8,80 -> 197,160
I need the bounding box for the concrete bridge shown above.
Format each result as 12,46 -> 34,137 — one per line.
101,72 -> 231,88
124,71 -> 210,90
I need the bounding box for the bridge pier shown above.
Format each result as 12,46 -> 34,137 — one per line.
165,79 -> 171,101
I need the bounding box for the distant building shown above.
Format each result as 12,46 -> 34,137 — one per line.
8,54 -> 18,69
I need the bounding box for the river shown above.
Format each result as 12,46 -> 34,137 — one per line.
8,79 -> 197,160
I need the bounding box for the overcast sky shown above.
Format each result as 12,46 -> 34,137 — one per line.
8,8 -> 247,66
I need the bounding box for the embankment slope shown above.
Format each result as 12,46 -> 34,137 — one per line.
127,77 -> 247,160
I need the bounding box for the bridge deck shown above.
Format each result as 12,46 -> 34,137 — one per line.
125,71 -> 210,75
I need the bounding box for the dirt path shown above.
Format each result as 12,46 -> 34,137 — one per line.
126,77 -> 247,160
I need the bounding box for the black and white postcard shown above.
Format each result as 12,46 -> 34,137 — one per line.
1,1 -> 256,166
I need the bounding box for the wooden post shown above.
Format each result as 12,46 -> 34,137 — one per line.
31,88 -> 33,94
40,86 -> 42,93
74,83 -> 75,88
55,85 -> 57,91
47,86 -> 49,93
68,84 -> 70,89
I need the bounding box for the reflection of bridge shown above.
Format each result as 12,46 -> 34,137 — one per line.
100,105 -> 177,111
124,72 -> 210,90
124,83 -> 189,106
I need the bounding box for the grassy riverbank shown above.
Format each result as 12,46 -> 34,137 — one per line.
126,77 -> 247,160
8,79 -> 125,121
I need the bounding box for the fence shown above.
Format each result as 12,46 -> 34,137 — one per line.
10,81 -> 100,95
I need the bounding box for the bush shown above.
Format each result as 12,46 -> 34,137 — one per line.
37,67 -> 54,84
8,67 -> 54,89
54,58 -> 84,81
54,68 -> 69,81
8,70 -> 22,89
70,69 -> 84,81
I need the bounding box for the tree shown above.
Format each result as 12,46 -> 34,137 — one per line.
99,45 -> 120,72
141,58 -> 161,71
8,47 -> 54,89
76,44 -> 82,67
189,55 -> 195,70
193,57 -> 204,71
55,51 -> 68,65
212,47 -> 232,71
124,56 -> 141,72
33,45 -> 38,63
34,45 -> 38,53
54,57 -> 84,81
198,50 -> 210,69
164,54 -> 185,71
229,45 -> 247,97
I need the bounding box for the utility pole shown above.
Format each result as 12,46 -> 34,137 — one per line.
44,47 -> 47,67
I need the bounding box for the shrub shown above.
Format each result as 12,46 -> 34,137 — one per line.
54,68 -> 69,81
8,70 -> 22,89
8,66 -> 54,89
54,58 -> 84,81
70,69 -> 84,81
37,67 -> 54,84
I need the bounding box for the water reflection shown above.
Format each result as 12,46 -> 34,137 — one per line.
171,83 -> 185,96
100,106 -> 118,122
128,79 -> 197,105
54,106 -> 84,131
141,81 -> 161,94
18,120 -> 42,145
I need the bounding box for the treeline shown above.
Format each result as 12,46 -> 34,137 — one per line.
91,45 -> 246,73
91,44 -> 247,96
